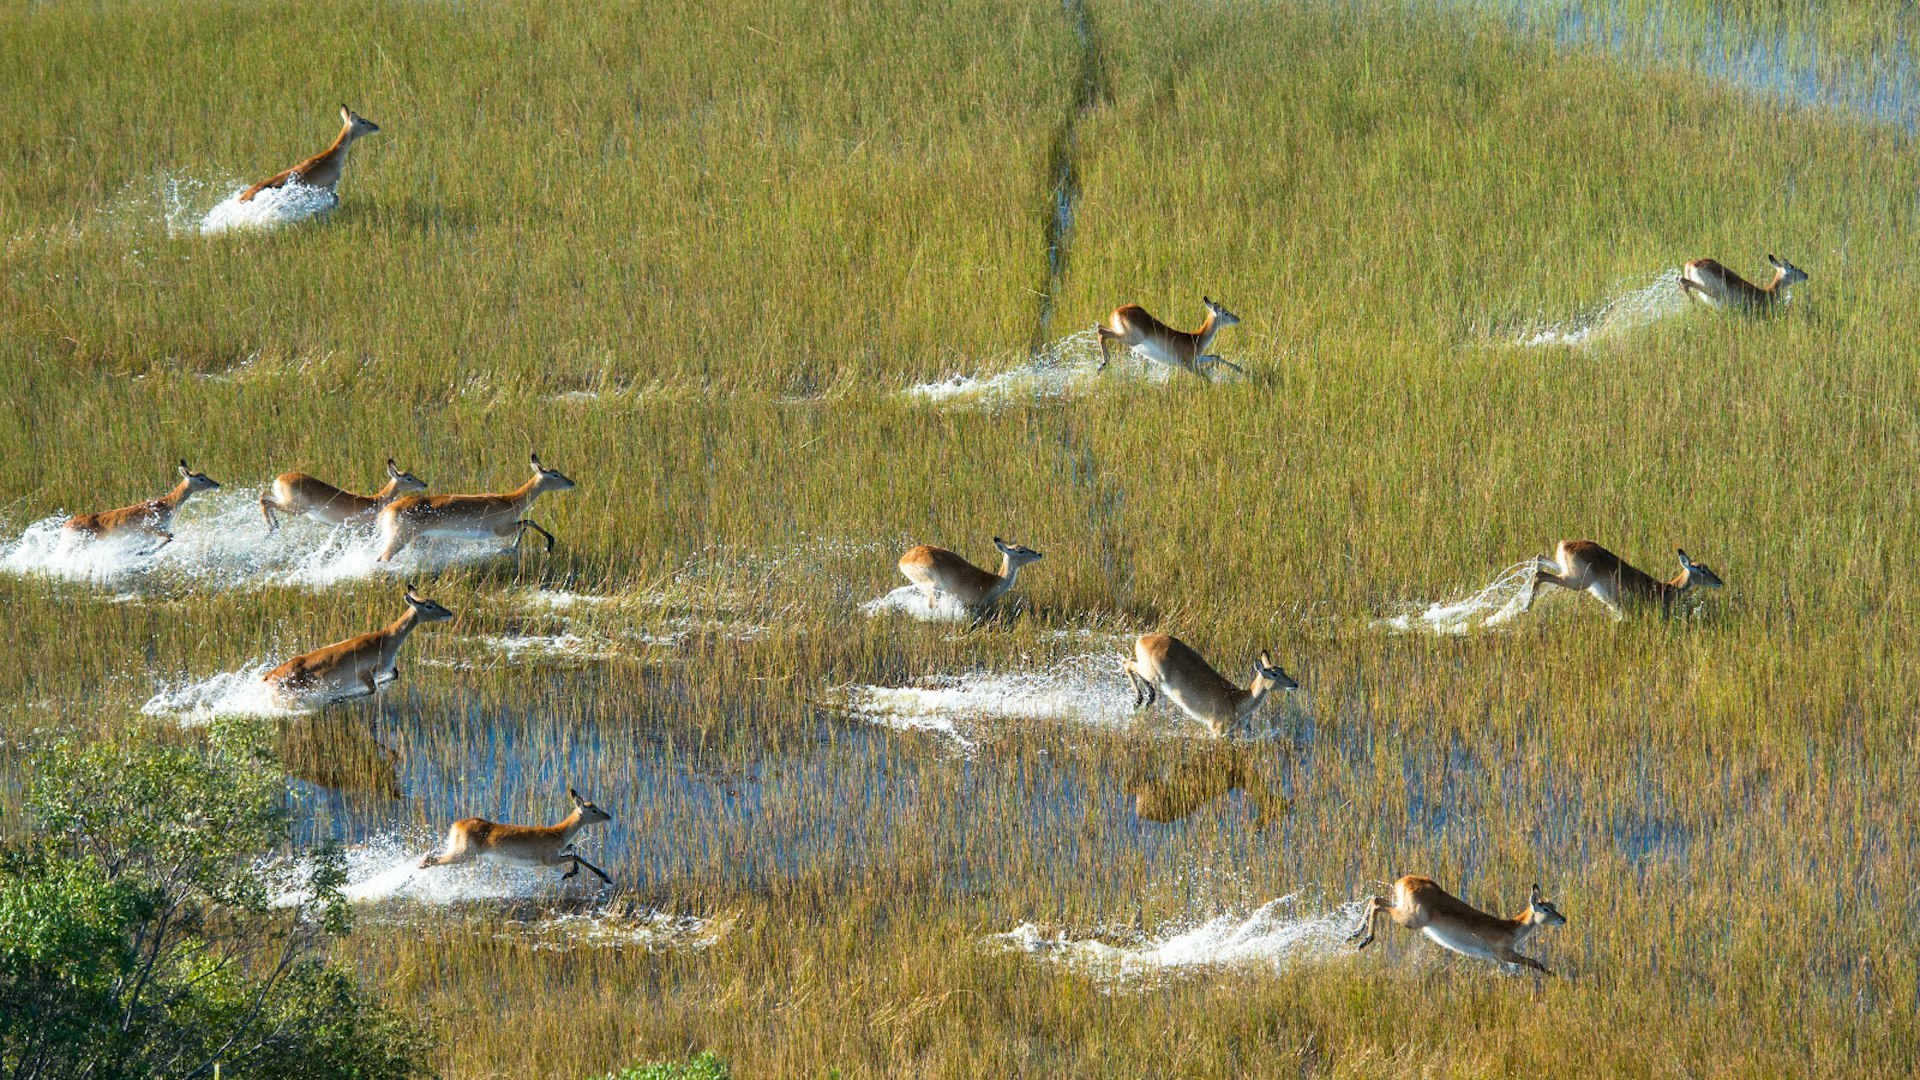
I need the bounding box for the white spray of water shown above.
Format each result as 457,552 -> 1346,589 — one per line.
839,652 -> 1138,746
860,585 -> 977,623
1376,559 -> 1542,635
197,180 -> 339,236
483,632 -> 621,664
905,329 -> 1193,404
1520,268 -> 1688,347
0,491 -> 510,591
989,895 -> 1368,986
141,661 -> 305,726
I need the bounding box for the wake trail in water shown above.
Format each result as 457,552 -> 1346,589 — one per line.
990,894 -> 1368,986
0,491 -> 510,591
906,329 -> 1192,405
837,651 -> 1138,747
1520,268 -> 1687,347
1376,559 -> 1541,635
269,831 -> 608,908
141,660 -> 305,726
860,585 -> 977,623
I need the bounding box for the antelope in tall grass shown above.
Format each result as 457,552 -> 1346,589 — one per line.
261,583 -> 453,703
1679,254 -> 1807,311
1522,541 -> 1723,617
63,460 -> 221,551
1350,876 -> 1567,975
896,537 -> 1043,612
375,454 -> 576,562
239,104 -> 380,203
1122,633 -> 1296,737
419,788 -> 614,884
1095,297 -> 1242,377
261,459 -> 427,533
1125,746 -> 1283,826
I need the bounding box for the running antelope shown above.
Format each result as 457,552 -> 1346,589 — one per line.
1122,633 -> 1296,737
261,459 -> 427,533
1125,746 -> 1283,827
1350,876 -> 1567,975
239,104 -> 380,203
261,583 -> 453,703
1522,541 -> 1723,617
419,788 -> 613,884
1679,254 -> 1807,311
896,537 -> 1043,612
1096,296 -> 1242,377
374,454 -> 576,562
63,460 -> 221,551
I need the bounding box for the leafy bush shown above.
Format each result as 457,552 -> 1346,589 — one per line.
0,723 -> 431,1080
597,1051 -> 731,1080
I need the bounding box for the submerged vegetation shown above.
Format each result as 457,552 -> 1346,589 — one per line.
1,0 -> 1917,1075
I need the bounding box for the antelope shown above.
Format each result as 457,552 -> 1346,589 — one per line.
375,454 -> 576,563
1122,633 -> 1296,737
1350,876 -> 1567,975
419,788 -> 614,884
1125,746 -> 1283,826
239,104 -> 380,203
897,537 -> 1043,612
63,460 -> 221,551
261,583 -> 453,703
1095,296 -> 1242,377
1679,254 -> 1807,311
1522,541 -> 1724,618
261,459 -> 427,533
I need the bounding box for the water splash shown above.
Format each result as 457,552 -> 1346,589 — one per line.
1376,559 -> 1541,635
860,585 -> 977,623
989,894 -> 1368,986
483,632 -> 621,664
838,652 -> 1138,746
1520,268 -> 1688,347
197,179 -> 339,235
270,831 -> 610,907
0,491 -> 512,591
905,330 -> 1188,405
141,661 -> 306,726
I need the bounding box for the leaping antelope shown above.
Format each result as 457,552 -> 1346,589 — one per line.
1350,876 -> 1567,975
1095,296 -> 1242,377
1679,254 -> 1807,311
261,583 -> 453,703
261,459 -> 427,534
239,104 -> 380,203
375,454 -> 576,563
63,459 -> 221,551
1122,633 -> 1296,737
419,788 -> 614,884
896,537 -> 1043,612
1521,541 -> 1723,618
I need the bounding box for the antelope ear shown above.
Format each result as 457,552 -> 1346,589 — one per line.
404,581 -> 420,602
1530,883 -> 1543,904
530,453 -> 544,469
1676,548 -> 1691,567
994,536 -> 1009,552
178,459 -> 191,477
387,458 -> 401,477
1767,253 -> 1781,268
1203,295 -> 1213,306
568,787 -> 584,804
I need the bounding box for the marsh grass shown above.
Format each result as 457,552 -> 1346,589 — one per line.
3,0 -> 1918,1075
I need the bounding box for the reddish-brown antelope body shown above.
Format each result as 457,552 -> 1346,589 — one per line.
1351,875 -> 1567,974
897,537 -> 1043,611
1123,633 -> 1296,737
1523,540 -> 1723,617
375,454 -> 576,562
419,788 -> 613,884
1096,297 -> 1242,377
1679,254 -> 1807,311
63,460 -> 220,551
240,104 -> 380,203
261,584 -> 453,703
262,459 -> 426,533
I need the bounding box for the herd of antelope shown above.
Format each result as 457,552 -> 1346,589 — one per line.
42,103 -> 1796,978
